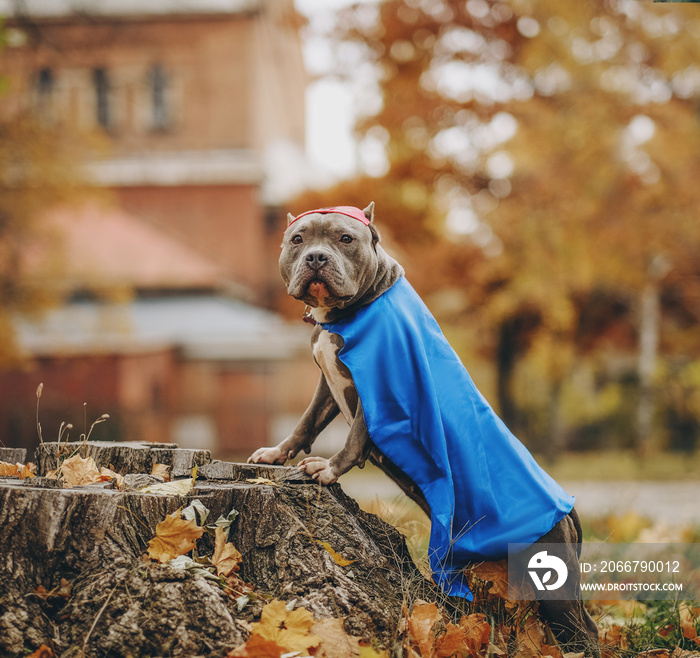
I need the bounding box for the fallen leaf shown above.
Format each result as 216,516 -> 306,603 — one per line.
227,634 -> 285,657
514,613 -> 550,658
357,644 -> 388,658
316,540 -> 356,567
251,599 -> 321,655
147,507 -> 204,563
212,526 -> 243,577
245,477 -> 279,487
636,651 -> 670,658
0,461 -> 19,477
26,645 -> 54,658
312,617 -> 361,658
468,560 -> 509,600
214,507 -> 239,539
61,454 -> 102,487
459,613 -> 491,657
182,499 -> 210,525
680,603 -> 700,644
20,462 -> 37,479
140,478 -> 194,496
435,623 -> 469,658
407,601 -> 441,657
98,467 -> 123,487
151,463 -> 171,482
34,585 -> 51,602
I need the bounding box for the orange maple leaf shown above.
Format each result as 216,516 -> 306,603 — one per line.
251,599 -> 320,655
147,507 -> 204,563
458,612 -> 491,657
407,601 -> 441,657
212,526 -> 243,577
227,633 -> 285,657
26,645 -> 54,658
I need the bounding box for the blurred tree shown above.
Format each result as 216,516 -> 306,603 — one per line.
294,0 -> 700,455
0,29 -> 86,366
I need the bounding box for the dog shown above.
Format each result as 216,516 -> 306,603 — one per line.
249,203 -> 598,651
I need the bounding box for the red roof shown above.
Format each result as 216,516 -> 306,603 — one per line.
30,202 -> 225,290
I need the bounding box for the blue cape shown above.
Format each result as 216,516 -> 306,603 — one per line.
322,277 -> 574,599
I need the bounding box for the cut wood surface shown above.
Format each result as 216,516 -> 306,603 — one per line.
0,441 -> 433,657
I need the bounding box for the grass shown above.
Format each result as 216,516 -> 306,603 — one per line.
535,449 -> 700,482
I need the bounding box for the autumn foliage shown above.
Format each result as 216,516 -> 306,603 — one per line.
293,0 -> 700,457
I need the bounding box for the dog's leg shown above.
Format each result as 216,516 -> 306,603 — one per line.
529,509 -> 600,654
248,373 -> 340,465
367,446 -> 430,517
298,398 -> 373,485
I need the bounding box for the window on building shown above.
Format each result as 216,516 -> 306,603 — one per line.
34,67 -> 54,120
93,67 -> 110,129
149,64 -> 170,131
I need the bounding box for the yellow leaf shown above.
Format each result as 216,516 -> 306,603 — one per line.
151,463 -> 171,482
311,617 -> 361,658
316,541 -> 356,567
212,526 -> 242,577
0,461 -> 19,477
20,462 -> 36,479
245,477 -> 279,487
358,645 -> 390,658
252,599 -> 321,655
147,507 -> 204,563
61,454 -> 102,487
140,478 -> 194,496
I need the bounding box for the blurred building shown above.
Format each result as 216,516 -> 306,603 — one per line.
0,0 -> 319,455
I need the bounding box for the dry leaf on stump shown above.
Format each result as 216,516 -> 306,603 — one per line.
151,463 -> 171,482
212,526 -> 243,577
60,454 -> 102,487
251,599 -> 320,655
227,634 -> 285,658
147,508 -> 204,563
312,617 -> 361,658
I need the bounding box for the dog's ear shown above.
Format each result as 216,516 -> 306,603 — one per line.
368,222 -> 381,247
362,202 -> 375,224
287,212 -> 296,227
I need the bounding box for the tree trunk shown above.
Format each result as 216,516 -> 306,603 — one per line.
636,255 -> 670,456
0,441 -> 433,658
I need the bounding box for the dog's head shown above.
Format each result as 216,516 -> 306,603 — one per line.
279,202 -> 403,322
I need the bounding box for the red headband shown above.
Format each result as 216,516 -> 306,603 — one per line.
288,206 -> 371,227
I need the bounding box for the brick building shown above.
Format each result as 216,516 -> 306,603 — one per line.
0,0 -> 319,456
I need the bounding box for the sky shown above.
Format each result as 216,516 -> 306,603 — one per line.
294,0 -> 377,184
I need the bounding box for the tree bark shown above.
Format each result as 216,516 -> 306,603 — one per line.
0,441 -> 433,657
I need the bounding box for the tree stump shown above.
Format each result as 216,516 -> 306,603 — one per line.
0,441 -> 435,657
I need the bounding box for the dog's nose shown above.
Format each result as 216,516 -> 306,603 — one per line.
305,250 -> 329,270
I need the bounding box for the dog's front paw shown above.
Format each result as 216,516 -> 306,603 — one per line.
247,445 -> 288,465
298,457 -> 338,485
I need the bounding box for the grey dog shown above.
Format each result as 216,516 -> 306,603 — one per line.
249,203 -> 598,652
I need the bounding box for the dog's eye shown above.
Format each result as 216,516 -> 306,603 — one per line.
291,235 -> 303,245
340,235 -> 353,244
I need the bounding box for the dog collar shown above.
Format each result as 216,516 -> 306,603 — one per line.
288,206 -> 370,227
